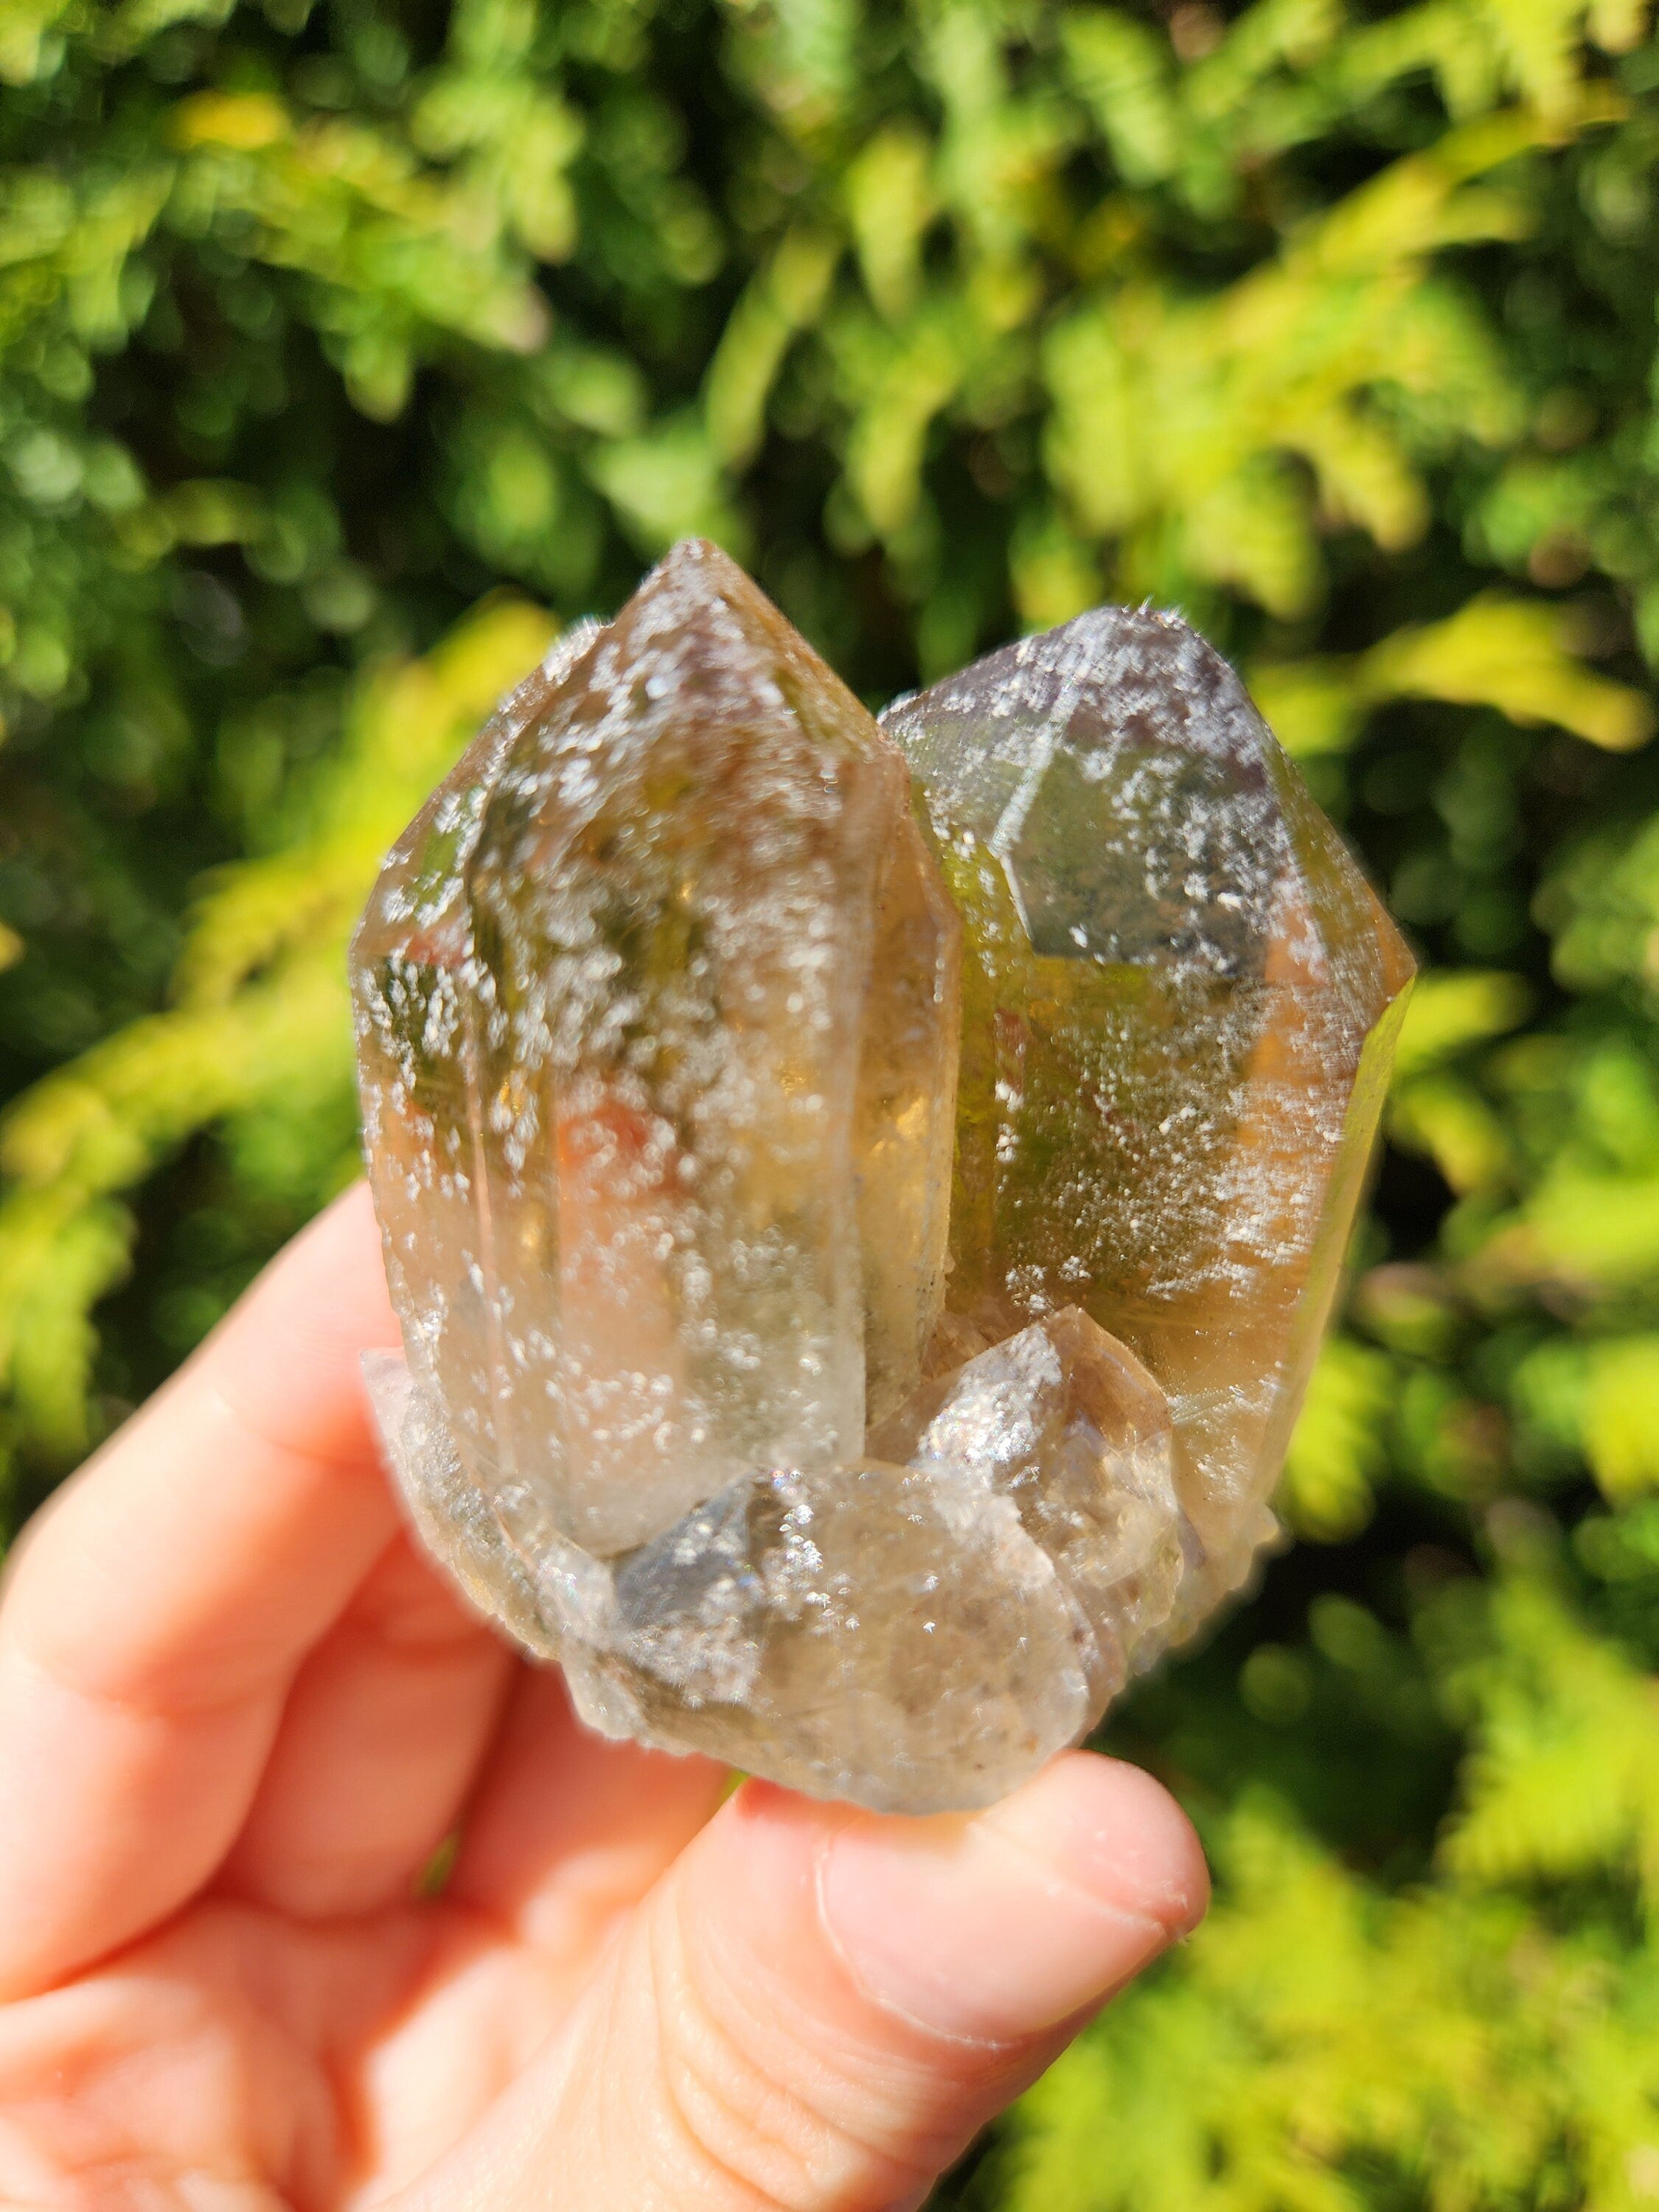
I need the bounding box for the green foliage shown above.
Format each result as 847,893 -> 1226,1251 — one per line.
1004,1575 -> 1659,2211
1,0 -> 1658,2202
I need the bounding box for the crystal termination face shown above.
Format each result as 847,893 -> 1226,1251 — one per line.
353,540 -> 1412,1814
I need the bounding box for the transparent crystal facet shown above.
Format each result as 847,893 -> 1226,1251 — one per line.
354,546 -> 1412,1812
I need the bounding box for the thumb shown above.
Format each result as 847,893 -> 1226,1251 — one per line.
406,1750 -> 1207,2212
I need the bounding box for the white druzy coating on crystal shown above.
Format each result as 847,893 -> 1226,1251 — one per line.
353,542 -> 1411,1813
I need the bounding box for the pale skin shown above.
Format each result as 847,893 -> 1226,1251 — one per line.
0,1183 -> 1208,2211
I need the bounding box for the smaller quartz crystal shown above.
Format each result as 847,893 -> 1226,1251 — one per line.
883,608 -> 1415,1635
354,540 -> 1411,1814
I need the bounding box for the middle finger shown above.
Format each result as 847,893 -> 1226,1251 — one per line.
216,1534 -> 515,1919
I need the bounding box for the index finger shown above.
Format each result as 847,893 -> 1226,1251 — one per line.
0,1180 -> 405,1997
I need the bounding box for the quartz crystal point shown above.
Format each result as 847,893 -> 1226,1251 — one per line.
353,542 -> 1411,1815
882,608 -> 1415,1632
355,541 -> 959,1561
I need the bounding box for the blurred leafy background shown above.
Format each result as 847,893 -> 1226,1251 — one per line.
2,0 -> 1659,2200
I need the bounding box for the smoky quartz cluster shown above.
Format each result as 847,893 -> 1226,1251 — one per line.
353,540 -> 1412,1814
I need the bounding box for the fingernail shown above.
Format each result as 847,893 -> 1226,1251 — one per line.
818,1755 -> 1206,2045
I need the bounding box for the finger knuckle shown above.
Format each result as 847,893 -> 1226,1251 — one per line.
644,1893 -> 936,2212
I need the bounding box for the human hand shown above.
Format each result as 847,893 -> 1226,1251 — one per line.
0,1183 -> 1207,2211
